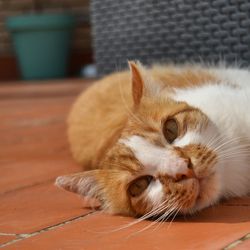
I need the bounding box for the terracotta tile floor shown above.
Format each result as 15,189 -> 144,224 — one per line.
0,79 -> 249,250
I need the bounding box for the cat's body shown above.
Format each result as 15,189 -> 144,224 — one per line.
56,63 -> 250,218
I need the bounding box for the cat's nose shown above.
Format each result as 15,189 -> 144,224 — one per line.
174,168 -> 195,182
173,158 -> 195,182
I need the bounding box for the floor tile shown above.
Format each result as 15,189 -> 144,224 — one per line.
0,235 -> 16,245
1,80 -> 249,250
2,204 -> 250,250
0,183 -> 90,234
0,79 -> 92,99
0,94 -> 83,194
0,97 -> 73,161
236,238 -> 250,250
0,158 -> 82,194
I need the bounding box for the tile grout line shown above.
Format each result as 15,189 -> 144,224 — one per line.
223,233 -> 250,250
0,211 -> 96,248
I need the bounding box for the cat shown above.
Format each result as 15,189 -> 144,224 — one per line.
56,61 -> 250,219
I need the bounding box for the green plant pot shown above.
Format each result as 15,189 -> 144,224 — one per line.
6,13 -> 75,80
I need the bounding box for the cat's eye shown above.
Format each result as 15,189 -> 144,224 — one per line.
163,118 -> 179,143
128,175 -> 153,197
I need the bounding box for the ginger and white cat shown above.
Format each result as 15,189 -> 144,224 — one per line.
56,62 -> 250,218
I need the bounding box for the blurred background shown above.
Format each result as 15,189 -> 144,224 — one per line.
1,0 -> 250,82
0,0 -> 92,81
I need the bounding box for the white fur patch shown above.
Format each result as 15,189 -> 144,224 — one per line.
119,135 -> 190,179
172,68 -> 250,197
146,179 -> 164,206
174,131 -> 199,147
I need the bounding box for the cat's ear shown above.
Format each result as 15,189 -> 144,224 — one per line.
55,169 -> 130,200
56,170 -> 133,214
128,61 -> 145,107
55,170 -> 103,199
128,61 -> 162,105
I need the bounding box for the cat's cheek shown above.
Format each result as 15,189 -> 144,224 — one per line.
175,179 -> 200,214
193,173 -> 222,211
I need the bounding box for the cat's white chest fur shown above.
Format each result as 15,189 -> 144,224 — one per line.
173,68 -> 250,197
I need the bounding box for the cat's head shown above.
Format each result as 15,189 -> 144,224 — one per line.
56,62 -> 221,217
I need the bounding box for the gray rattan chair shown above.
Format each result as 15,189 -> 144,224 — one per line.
91,0 -> 250,76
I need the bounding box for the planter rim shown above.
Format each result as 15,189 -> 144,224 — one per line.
6,13 -> 75,31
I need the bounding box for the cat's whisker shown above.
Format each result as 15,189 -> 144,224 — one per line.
216,145 -> 250,159
206,133 -> 225,148
138,196 -> 177,221
214,136 -> 249,150
218,146 -> 250,154
166,204 -> 183,230
94,198 -> 174,234
213,137 -> 245,153
218,145 -> 250,151
218,150 -> 250,156
218,145 -> 250,153
210,134 -> 245,148
219,155 -> 250,161
139,207 -> 177,234
152,203 -> 180,231
125,199 -> 179,238
149,198 -> 183,233
216,139 -> 250,148
209,135 -> 237,149
126,197 -> 179,232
